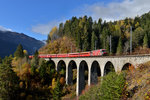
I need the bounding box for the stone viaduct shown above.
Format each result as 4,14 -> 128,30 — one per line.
44,55 -> 150,96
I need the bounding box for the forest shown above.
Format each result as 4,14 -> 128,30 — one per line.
0,44 -> 71,99
40,12 -> 150,55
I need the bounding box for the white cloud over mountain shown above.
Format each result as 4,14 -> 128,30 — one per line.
0,26 -> 12,32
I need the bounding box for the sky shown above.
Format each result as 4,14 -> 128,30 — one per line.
0,0 -> 150,40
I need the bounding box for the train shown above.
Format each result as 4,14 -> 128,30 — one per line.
29,49 -> 107,58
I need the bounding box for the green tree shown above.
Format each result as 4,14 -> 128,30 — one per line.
31,64 -> 36,75
14,44 -> 24,58
101,28 -> 108,49
53,79 -> 61,100
64,20 -> 71,36
117,37 -> 123,55
79,72 -> 126,100
58,23 -> 64,37
47,34 -> 51,43
33,50 -> 39,67
100,72 -> 126,100
97,18 -> 102,49
143,33 -> 149,48
83,25 -> 89,51
91,31 -> 97,50
39,61 -> 47,78
2,55 -> 13,67
0,64 -> 19,99
132,27 -> 144,47
98,18 -> 102,34
106,37 -> 110,54
76,28 -> 82,50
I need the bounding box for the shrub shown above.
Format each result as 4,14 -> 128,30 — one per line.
79,72 -> 126,100
79,85 -> 100,100
99,72 -> 126,100
59,77 -> 65,85
53,79 -> 62,100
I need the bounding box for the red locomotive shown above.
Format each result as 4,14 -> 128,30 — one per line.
29,49 -> 107,58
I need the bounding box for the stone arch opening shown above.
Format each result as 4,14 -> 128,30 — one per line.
79,60 -> 88,95
91,61 -> 101,84
57,60 -> 66,78
68,60 -> 77,85
122,63 -> 135,71
47,60 -> 56,70
104,61 -> 115,75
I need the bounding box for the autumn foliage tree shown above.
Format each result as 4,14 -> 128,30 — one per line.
39,36 -> 77,54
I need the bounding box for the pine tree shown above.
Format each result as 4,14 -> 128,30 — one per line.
58,23 -> 64,37
33,50 -> 39,66
2,55 -> 13,67
46,34 -> 51,44
117,37 -> 123,55
83,38 -> 89,51
0,64 -> 19,99
14,44 -> 24,58
83,25 -> 89,51
143,33 -> 149,48
133,27 -> 144,46
91,31 -> 97,50
98,18 -> 102,34
76,28 -> 82,50
106,36 -> 110,54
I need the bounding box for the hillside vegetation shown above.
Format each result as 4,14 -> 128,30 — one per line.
79,62 -> 150,100
1,12 -> 150,100
0,44 -> 72,100
39,36 -> 77,54
42,12 -> 150,55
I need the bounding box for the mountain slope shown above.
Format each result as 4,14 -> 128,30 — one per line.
0,30 -> 44,58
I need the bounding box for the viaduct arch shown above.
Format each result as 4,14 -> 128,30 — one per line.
68,60 -> 77,85
91,61 -> 101,84
45,55 -> 150,96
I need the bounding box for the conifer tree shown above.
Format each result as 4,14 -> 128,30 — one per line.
91,31 -> 97,50
58,23 -> 64,37
117,37 -> 123,55
106,37 -> 110,54
76,28 -> 82,50
83,25 -> 89,51
143,33 -> 149,48
53,79 -> 61,100
0,64 -> 19,99
33,50 -> 39,66
14,44 -> 24,58
47,34 -> 51,44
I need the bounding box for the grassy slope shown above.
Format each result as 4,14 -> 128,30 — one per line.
124,61 -> 150,100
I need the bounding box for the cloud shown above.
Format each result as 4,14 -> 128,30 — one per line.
0,26 -> 12,32
31,0 -> 150,35
78,0 -> 150,21
31,21 -> 60,35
